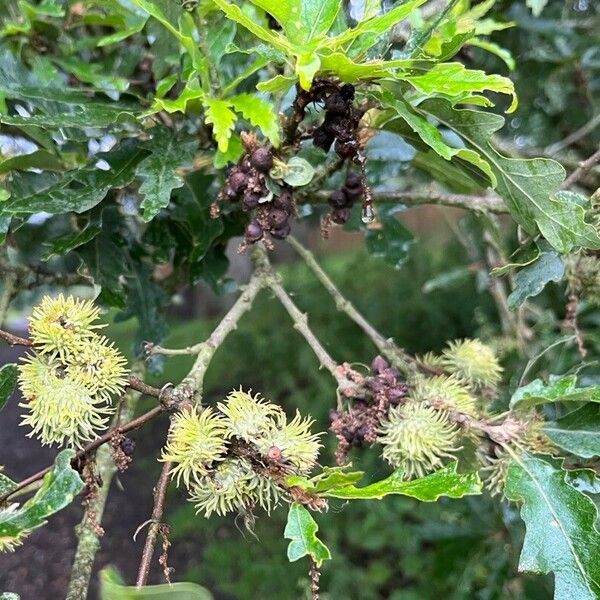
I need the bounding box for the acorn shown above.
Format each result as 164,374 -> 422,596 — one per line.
266,208 -> 288,228
273,190 -> 293,211
250,147 -> 274,173
229,169 -> 248,195
242,191 -> 260,210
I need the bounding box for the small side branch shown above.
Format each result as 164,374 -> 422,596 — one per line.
307,190 -> 507,213
136,462 -> 172,588
287,236 -> 416,375
0,405 -> 166,504
178,273 -> 266,400
561,146 -> 600,189
0,329 -> 31,347
268,280 -> 340,379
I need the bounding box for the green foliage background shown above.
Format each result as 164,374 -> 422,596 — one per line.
1,0 -> 600,598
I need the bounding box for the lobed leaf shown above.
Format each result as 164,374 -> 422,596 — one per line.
544,404 -> 600,459
365,205 -> 414,269
418,100 -> 600,254
1,140 -> 146,216
506,247 -> 565,309
284,503 -> 331,567
511,375 -> 600,410
0,364 -> 18,413
322,462 -> 482,501
203,98 -> 238,153
505,454 -> 600,600
398,63 -> 517,111
230,94 -> 281,147
100,566 -> 213,599
0,450 -> 84,550
136,126 -> 199,221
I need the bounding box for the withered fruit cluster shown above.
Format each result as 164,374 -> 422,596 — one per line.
161,389 -> 322,518
216,138 -> 296,249
308,81 -> 362,159
329,355 -> 408,464
327,172 -> 364,226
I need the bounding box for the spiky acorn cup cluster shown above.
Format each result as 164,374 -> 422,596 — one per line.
161,390 -> 322,518
378,339 -> 503,479
18,295 -> 129,448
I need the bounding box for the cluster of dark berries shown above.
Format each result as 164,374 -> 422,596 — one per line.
329,355 -> 408,464
312,83 -> 363,159
327,172 -> 363,225
213,137 -> 296,249
243,186 -> 295,248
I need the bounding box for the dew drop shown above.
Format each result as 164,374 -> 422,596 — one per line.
361,203 -> 375,224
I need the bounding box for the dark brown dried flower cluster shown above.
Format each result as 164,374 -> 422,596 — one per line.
213,136 -> 297,249
329,355 -> 408,464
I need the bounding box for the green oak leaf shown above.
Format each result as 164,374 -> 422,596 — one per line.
507,247 -> 565,309
0,472 -> 17,497
0,450 -> 84,550
287,466 -> 365,494
136,126 -> 199,221
0,364 -> 18,413
295,53 -> 321,91
511,375 -> 600,410
203,97 -> 237,153
365,205 -> 414,269
375,90 -> 495,185
322,462 -> 482,501
148,78 -> 204,115
284,503 -> 331,567
100,566 -> 213,599
212,0 -> 291,54
41,212 -> 103,262
398,62 -> 517,112
230,93 -> 281,147
418,100 -> 600,254
1,140 -> 146,216
544,404 -> 600,459
505,454 -> 600,600
327,0 -> 428,48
